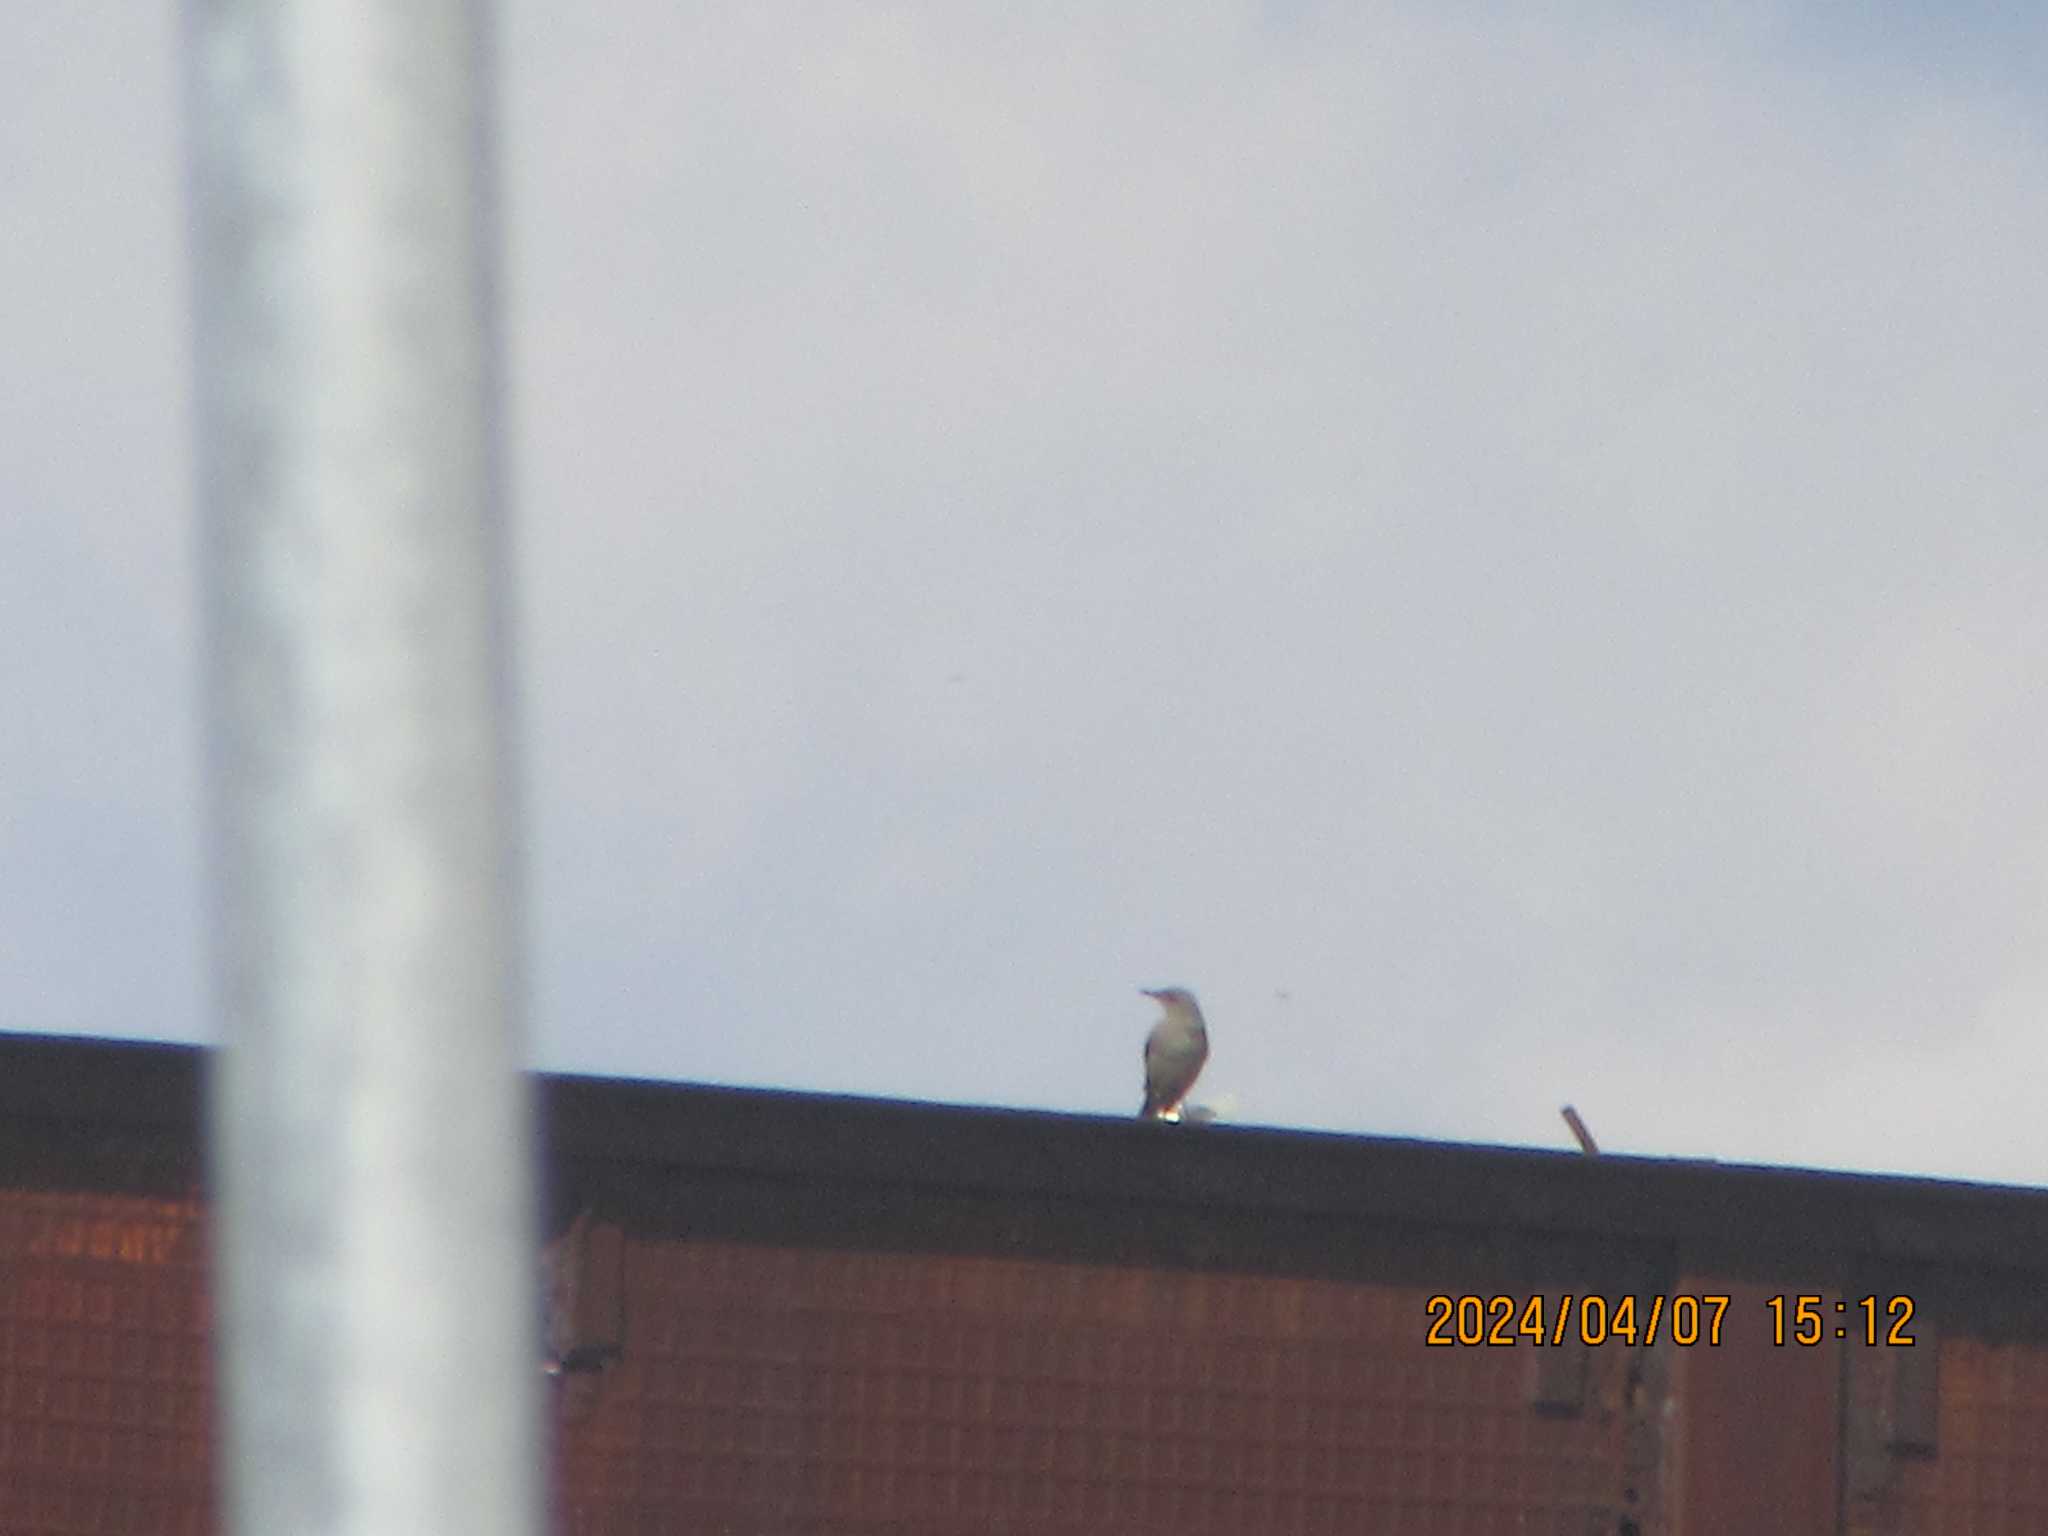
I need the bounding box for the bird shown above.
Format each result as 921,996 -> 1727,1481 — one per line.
1138,986 -> 1210,1121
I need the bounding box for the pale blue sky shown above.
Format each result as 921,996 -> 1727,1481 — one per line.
5,3 -> 2047,1182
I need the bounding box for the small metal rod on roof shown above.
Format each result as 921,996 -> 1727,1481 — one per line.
186,1 -> 540,1532
1561,1105 -> 1600,1157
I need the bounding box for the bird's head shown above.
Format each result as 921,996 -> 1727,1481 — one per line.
1141,985 -> 1201,1016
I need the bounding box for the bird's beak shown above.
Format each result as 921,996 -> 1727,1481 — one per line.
1139,988 -> 1161,999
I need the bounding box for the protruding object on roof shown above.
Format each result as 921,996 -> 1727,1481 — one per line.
1562,1104 -> 1600,1156
1181,1092 -> 1238,1126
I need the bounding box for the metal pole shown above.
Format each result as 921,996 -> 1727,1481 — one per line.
185,1 -> 538,1532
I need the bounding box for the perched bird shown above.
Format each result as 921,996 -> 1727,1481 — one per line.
1138,986 -> 1210,1121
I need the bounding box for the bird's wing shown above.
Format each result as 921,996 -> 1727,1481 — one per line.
1144,1021 -> 1208,1104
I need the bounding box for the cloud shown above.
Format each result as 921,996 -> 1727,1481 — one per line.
502,3 -> 2048,1182
0,0 -> 199,1041
9,3 -> 2047,1182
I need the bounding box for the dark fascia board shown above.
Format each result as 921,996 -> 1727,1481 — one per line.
543,1070 -> 2048,1279
0,1031 -> 207,1130
5,1031 -> 2048,1278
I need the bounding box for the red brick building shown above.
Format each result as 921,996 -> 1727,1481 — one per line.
5,1032 -> 2048,1534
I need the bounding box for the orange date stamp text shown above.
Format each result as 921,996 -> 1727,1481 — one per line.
1424,1293 -> 1729,1347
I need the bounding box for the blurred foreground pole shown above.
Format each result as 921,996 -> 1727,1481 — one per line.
185,1 -> 538,1533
